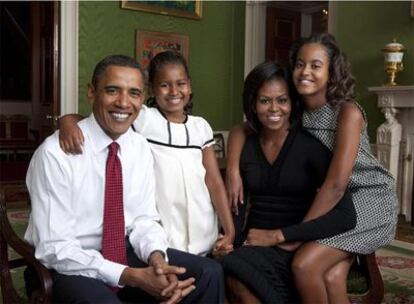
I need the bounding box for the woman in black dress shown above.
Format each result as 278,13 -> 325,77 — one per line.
220,62 -> 356,303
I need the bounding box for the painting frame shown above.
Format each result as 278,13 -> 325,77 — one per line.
411,0 -> 414,17
136,30 -> 189,70
121,1 -> 202,20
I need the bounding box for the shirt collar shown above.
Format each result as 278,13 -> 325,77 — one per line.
85,113 -> 131,155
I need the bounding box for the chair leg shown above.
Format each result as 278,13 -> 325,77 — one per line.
0,232 -> 25,303
349,253 -> 384,304
0,190 -> 53,303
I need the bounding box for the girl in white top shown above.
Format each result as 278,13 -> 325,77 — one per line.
60,51 -> 235,257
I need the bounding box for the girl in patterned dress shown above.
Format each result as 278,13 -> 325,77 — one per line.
226,33 -> 398,303
59,51 -> 235,258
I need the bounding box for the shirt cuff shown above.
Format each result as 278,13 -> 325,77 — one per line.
98,260 -> 128,287
149,250 -> 169,264
142,242 -> 168,264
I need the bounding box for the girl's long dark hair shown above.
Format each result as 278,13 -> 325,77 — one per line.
290,33 -> 356,106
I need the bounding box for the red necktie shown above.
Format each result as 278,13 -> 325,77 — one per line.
102,142 -> 127,268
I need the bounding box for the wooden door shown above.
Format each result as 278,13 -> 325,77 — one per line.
0,1 -> 60,183
265,7 -> 301,66
33,1 -> 60,140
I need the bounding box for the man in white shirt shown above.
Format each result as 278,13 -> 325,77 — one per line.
24,55 -> 224,303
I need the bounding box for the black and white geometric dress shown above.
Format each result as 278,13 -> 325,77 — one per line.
302,103 -> 399,254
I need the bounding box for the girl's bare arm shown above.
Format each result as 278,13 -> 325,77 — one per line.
302,102 -> 364,221
203,145 -> 235,252
59,114 -> 85,154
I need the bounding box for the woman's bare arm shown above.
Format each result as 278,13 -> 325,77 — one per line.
225,122 -> 252,213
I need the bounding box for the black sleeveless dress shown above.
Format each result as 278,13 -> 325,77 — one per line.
219,126 -> 356,303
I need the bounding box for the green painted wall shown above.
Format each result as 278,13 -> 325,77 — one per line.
78,1 -> 245,130
333,1 -> 414,140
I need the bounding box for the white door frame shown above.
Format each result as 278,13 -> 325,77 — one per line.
60,1 -> 78,115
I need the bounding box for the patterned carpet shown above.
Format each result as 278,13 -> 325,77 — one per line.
3,208 -> 414,303
377,243 -> 414,303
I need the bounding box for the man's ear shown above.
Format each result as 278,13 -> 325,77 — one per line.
87,83 -> 95,105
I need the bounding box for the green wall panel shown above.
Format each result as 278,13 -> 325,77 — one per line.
78,1 -> 245,130
334,1 -> 414,140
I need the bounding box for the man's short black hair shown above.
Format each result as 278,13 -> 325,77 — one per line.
91,55 -> 142,88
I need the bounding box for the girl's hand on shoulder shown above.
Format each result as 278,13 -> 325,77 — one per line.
212,234 -> 234,257
59,114 -> 84,154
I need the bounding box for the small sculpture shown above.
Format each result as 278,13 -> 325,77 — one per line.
376,107 -> 402,180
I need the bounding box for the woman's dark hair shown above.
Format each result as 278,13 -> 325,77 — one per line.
289,33 -> 356,106
243,61 -> 301,133
146,50 -> 193,114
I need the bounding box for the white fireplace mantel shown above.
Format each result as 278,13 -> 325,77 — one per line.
369,85 -> 414,222
369,85 -> 414,108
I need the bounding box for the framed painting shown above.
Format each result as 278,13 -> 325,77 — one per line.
136,30 -> 189,69
412,0 -> 414,17
121,1 -> 202,20
213,133 -> 226,159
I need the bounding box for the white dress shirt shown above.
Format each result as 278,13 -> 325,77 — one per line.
24,114 -> 169,287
